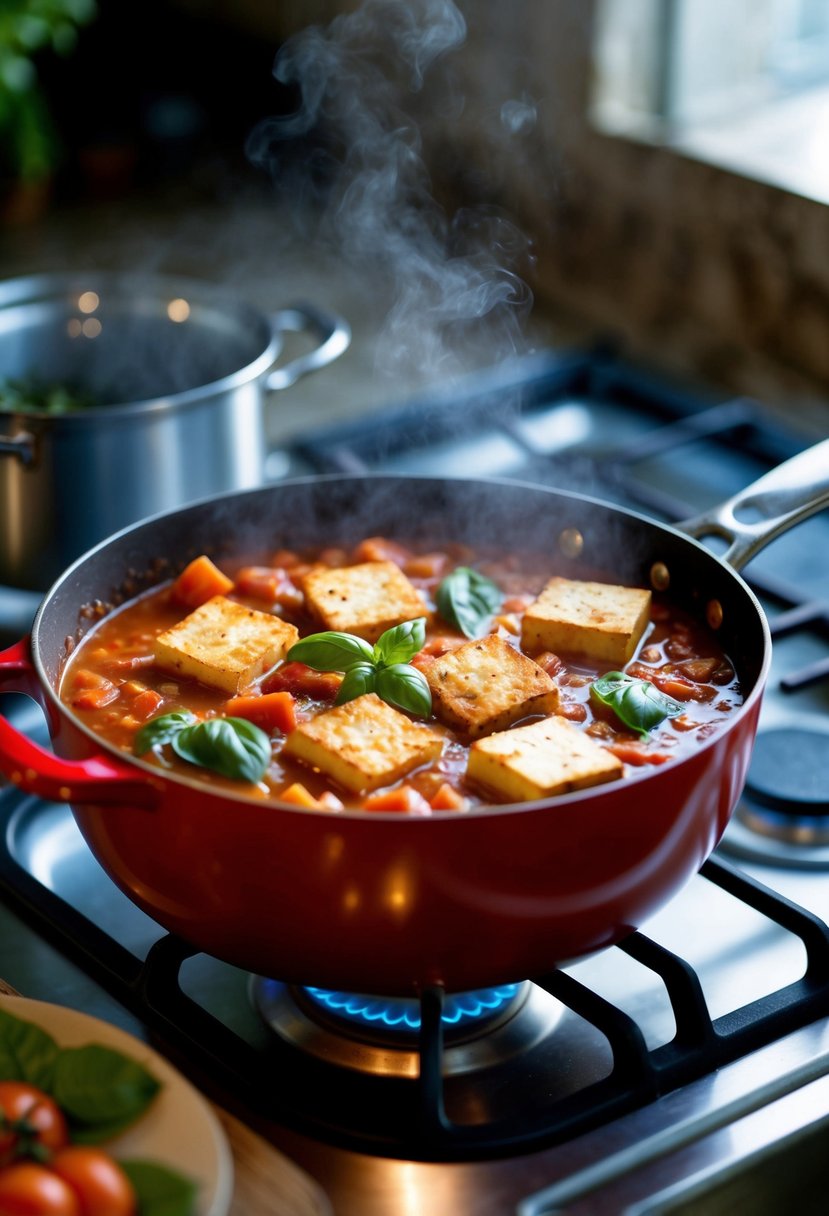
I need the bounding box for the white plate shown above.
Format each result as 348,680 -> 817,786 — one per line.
0,994 -> 234,1216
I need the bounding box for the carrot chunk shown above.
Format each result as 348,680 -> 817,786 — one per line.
429,782 -> 467,811
131,688 -> 164,721
224,691 -> 297,734
280,782 -> 344,811
72,684 -> 121,710
171,555 -> 234,609
262,662 -> 342,701
362,785 -> 432,814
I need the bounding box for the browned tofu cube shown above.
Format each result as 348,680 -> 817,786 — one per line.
283,692 -> 443,794
467,715 -> 623,802
154,595 -> 299,694
300,560 -> 426,643
521,577 -> 651,665
424,634 -> 559,740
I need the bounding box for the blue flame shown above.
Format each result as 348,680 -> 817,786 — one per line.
303,983 -> 521,1033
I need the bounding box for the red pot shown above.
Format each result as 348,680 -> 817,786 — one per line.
1,454 -> 827,996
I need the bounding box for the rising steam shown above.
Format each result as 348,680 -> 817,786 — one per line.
246,0 -> 534,380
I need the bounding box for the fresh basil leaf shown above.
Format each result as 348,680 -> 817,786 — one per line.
375,663 -> 432,717
0,1008 -> 60,1091
372,617 -> 426,667
286,631 -> 374,671
51,1044 -> 160,1133
590,671 -> 684,737
133,711 -> 196,757
171,717 -> 271,783
436,566 -> 502,638
120,1159 -> 197,1216
334,661 -> 377,705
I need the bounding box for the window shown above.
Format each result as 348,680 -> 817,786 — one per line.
591,0 -> 829,203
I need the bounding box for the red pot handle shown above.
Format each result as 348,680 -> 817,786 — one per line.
0,638 -> 161,809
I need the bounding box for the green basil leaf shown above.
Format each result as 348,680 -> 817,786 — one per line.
120,1159 -> 198,1216
0,1008 -> 60,1091
590,671 -> 684,737
171,717 -> 271,783
286,631 -> 374,671
372,617 -> 427,667
133,711 -> 196,757
51,1044 -> 160,1134
335,661 -> 377,705
436,566 -> 502,638
375,663 -> 432,717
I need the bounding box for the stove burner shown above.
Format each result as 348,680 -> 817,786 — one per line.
303,983 -> 521,1034
722,727 -> 829,868
251,977 -> 564,1079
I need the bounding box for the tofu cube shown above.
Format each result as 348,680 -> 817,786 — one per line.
424,634 -> 559,740
300,560 -> 426,643
154,595 -> 299,694
467,716 -> 623,802
283,692 -> 443,794
521,577 -> 651,665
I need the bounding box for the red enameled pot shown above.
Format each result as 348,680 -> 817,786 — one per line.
1,451 -> 828,996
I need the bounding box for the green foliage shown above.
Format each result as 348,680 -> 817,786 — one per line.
0,0 -> 97,180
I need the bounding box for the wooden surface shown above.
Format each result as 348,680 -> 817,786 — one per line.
0,977 -> 332,1216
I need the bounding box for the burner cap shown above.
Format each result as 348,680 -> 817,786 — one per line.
745,727 -> 829,816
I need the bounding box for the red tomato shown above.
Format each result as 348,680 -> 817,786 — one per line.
50,1148 -> 136,1216
0,1162 -> 81,1216
0,1083 -> 69,1166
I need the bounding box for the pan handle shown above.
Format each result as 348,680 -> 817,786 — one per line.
0,639 -> 161,808
679,438 -> 829,571
266,303 -> 351,391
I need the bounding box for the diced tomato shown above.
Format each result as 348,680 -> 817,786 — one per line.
607,742 -> 672,766
651,672 -> 717,702
280,782 -> 343,810
429,782 -> 467,811
673,657 -> 719,683
557,699 -> 588,722
362,785 -> 432,813
71,668 -> 111,690
534,651 -> 564,678
233,566 -> 304,612
353,536 -> 412,566
225,691 -> 297,734
262,662 -> 343,701
171,555 -> 234,608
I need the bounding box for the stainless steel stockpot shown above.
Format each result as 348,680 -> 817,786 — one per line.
0,271 -> 350,590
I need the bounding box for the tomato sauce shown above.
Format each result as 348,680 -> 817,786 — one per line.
59,538 -> 742,811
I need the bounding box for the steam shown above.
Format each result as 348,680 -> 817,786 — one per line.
247,0 -> 534,381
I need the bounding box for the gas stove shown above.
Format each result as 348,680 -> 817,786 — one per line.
1,345 -> 829,1214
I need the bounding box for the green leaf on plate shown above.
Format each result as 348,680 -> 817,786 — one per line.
120,1159 -> 198,1216
0,1007 -> 60,1090
51,1043 -> 160,1133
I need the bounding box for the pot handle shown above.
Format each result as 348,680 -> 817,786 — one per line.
265,303 -> 351,391
678,438 -> 829,571
0,430 -> 36,467
0,639 -> 161,808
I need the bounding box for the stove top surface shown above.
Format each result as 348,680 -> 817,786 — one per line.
2,345 -> 829,1215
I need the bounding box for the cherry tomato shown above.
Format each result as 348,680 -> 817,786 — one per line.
0,1084 -> 69,1166
49,1148 -> 136,1216
0,1161 -> 81,1216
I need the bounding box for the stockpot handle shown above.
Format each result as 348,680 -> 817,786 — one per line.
0,639 -> 161,808
679,437 -> 829,572
266,303 -> 351,392
0,431 -> 36,466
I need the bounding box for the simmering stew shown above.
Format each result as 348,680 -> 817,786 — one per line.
60,537 -> 742,812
